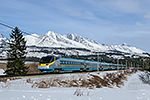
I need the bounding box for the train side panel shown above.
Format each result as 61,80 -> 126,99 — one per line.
38,57 -> 85,73
57,58 -> 85,72
86,61 -> 99,71
38,56 -> 127,73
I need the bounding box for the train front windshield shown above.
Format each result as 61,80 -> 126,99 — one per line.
39,56 -> 54,63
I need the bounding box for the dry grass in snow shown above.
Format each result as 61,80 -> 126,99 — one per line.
27,69 -> 137,89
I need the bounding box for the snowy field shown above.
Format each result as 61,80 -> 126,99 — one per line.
0,70 -> 150,100
0,69 -> 5,75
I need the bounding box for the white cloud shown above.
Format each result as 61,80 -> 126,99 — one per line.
144,12 -> 150,19
109,0 -> 141,13
62,8 -> 101,22
84,0 -> 142,14
136,22 -> 144,26
82,11 -> 99,20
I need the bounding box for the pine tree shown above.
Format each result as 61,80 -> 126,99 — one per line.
5,27 -> 28,75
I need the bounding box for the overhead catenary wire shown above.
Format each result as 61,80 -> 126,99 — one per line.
0,22 -> 14,30
0,21 -> 41,39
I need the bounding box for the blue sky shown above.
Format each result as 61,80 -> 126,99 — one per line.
0,0 -> 150,53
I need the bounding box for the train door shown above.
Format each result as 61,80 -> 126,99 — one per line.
84,60 -> 87,67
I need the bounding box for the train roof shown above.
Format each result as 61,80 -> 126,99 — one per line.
58,57 -> 85,61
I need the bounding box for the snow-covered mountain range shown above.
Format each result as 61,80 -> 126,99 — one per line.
0,31 -> 149,59
0,34 -> 8,46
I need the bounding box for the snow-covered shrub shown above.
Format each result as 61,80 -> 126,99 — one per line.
26,78 -> 33,83
73,89 -> 84,96
90,74 -> 111,88
1,79 -> 11,88
103,72 -> 124,87
139,71 -> 150,85
73,89 -> 90,96
102,69 -> 137,87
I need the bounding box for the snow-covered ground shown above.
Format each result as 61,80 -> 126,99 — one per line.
0,71 -> 150,100
0,69 -> 5,75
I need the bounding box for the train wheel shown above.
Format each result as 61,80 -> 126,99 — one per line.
53,69 -> 59,73
59,68 -> 62,72
80,68 -> 84,72
53,69 -> 56,73
86,68 -> 89,71
99,68 -> 102,71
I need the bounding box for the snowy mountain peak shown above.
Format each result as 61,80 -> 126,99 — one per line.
0,34 -> 8,46
66,33 -> 100,45
66,33 -> 84,42
0,34 -> 5,38
44,31 -> 61,40
45,31 -> 56,36
121,43 -> 129,46
66,33 -> 75,40
31,34 -> 39,37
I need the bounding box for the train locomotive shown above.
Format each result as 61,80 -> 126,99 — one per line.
38,56 -> 126,73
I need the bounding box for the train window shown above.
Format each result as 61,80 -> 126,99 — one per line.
61,61 -> 63,64
68,62 -> 70,64
40,56 -> 54,63
60,61 -> 70,64
63,61 -> 82,65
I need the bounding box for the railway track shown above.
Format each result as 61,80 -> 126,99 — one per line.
0,70 -> 99,82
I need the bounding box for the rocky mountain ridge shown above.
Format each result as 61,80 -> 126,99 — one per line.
0,31 -> 149,59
